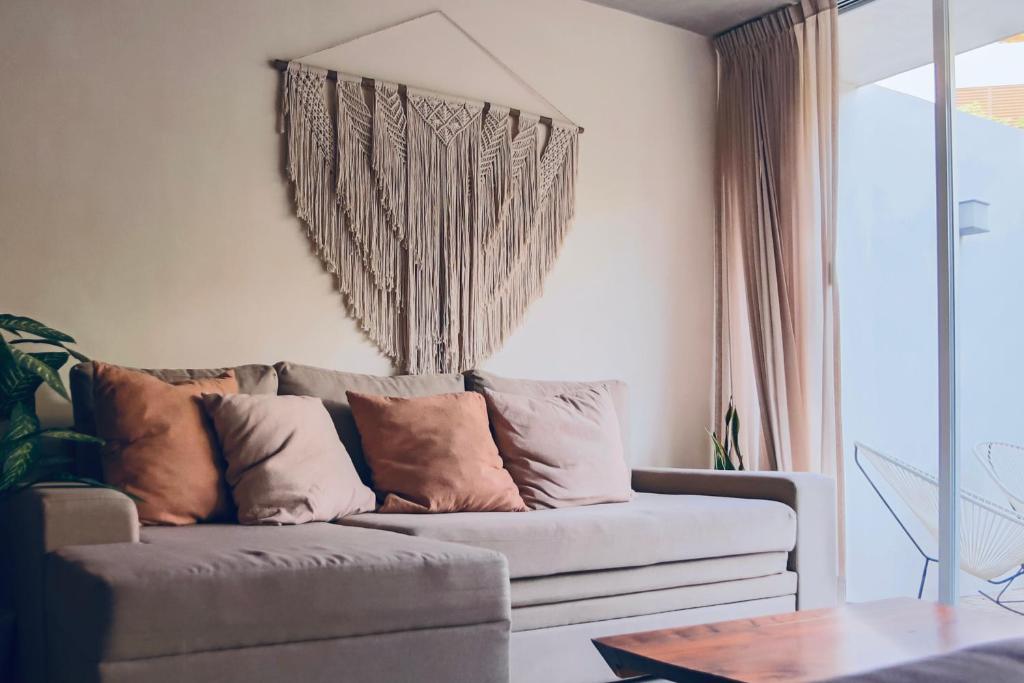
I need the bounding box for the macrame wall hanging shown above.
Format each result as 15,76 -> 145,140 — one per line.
274,14 -> 581,374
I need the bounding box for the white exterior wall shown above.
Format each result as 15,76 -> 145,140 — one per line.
840,84 -> 1024,600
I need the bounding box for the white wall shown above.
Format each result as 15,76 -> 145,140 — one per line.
0,0 -> 716,467
839,84 -> 1024,600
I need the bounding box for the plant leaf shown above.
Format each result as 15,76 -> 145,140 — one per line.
29,351 -> 69,368
708,429 -> 724,456
2,401 -> 40,444
710,429 -> 733,470
0,351 -> 69,419
59,343 -> 90,363
37,429 -> 103,445
2,430 -> 102,452
27,453 -> 74,468
0,337 -> 23,397
10,346 -> 68,400
0,439 -> 36,490
9,339 -> 89,362
26,453 -> 73,474
23,452 -> 75,483
0,315 -> 75,343
729,406 -> 743,470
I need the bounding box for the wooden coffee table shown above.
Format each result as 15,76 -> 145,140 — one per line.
593,598 -> 1024,682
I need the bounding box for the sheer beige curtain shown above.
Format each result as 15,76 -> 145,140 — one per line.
712,0 -> 841,480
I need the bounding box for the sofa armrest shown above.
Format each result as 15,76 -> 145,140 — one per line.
632,468 -> 838,610
4,484 -> 139,551
1,484 -> 138,682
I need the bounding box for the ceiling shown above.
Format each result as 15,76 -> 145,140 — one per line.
585,0 -> 793,36
840,0 -> 1024,86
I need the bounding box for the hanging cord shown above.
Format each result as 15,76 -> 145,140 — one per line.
276,9 -> 582,132
429,11 -> 578,126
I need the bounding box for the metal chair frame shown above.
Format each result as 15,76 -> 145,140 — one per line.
975,441 -> 1024,511
854,442 -> 1024,615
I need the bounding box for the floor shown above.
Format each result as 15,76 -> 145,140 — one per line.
961,585 -> 1024,616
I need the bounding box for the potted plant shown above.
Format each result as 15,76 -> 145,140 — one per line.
0,314 -> 104,493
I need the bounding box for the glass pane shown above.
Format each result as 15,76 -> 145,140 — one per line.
838,0 -> 940,602
949,3 -> 1024,611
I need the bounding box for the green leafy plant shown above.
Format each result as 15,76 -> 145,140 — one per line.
709,397 -> 744,471
0,314 -> 104,493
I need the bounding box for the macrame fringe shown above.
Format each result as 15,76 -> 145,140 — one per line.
405,93 -> 482,373
281,65 -> 403,364
371,82 -> 408,243
473,125 -> 578,368
280,62 -> 579,374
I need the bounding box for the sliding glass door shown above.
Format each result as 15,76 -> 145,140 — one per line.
839,0 -> 1024,607
838,0 -> 942,603
950,3 -> 1024,607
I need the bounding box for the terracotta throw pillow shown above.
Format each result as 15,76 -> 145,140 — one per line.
483,386 -> 633,509
202,394 -> 376,524
93,362 -> 237,525
346,391 -> 527,513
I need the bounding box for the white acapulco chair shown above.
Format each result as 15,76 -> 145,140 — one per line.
854,442 -> 1024,614
976,442 -> 1024,512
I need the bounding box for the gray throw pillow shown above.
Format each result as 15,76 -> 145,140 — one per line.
275,362 -> 465,487
202,393 -> 376,525
483,386 -> 633,510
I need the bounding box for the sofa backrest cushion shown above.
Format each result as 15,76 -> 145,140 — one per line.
464,370 -> 631,463
70,361 -> 278,480
274,362 -> 465,487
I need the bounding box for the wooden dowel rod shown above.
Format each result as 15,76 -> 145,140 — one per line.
270,59 -> 584,134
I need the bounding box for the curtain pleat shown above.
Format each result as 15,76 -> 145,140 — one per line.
712,1 -> 842,481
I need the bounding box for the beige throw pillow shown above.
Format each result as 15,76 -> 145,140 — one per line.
202,394 -> 376,525
464,369 -> 632,463
483,386 -> 633,509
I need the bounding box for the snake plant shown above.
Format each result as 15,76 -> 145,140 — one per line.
710,397 -> 745,471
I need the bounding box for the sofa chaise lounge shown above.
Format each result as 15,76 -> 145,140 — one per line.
1,361 -> 838,683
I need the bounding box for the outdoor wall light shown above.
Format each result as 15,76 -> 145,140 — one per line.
959,199 -> 990,237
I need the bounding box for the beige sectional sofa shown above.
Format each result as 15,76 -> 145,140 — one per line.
1,361 -> 838,683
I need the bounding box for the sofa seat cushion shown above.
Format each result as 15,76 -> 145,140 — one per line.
512,572 -> 798,631
510,551 -> 789,608
46,524 -> 509,662
340,492 -> 796,579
